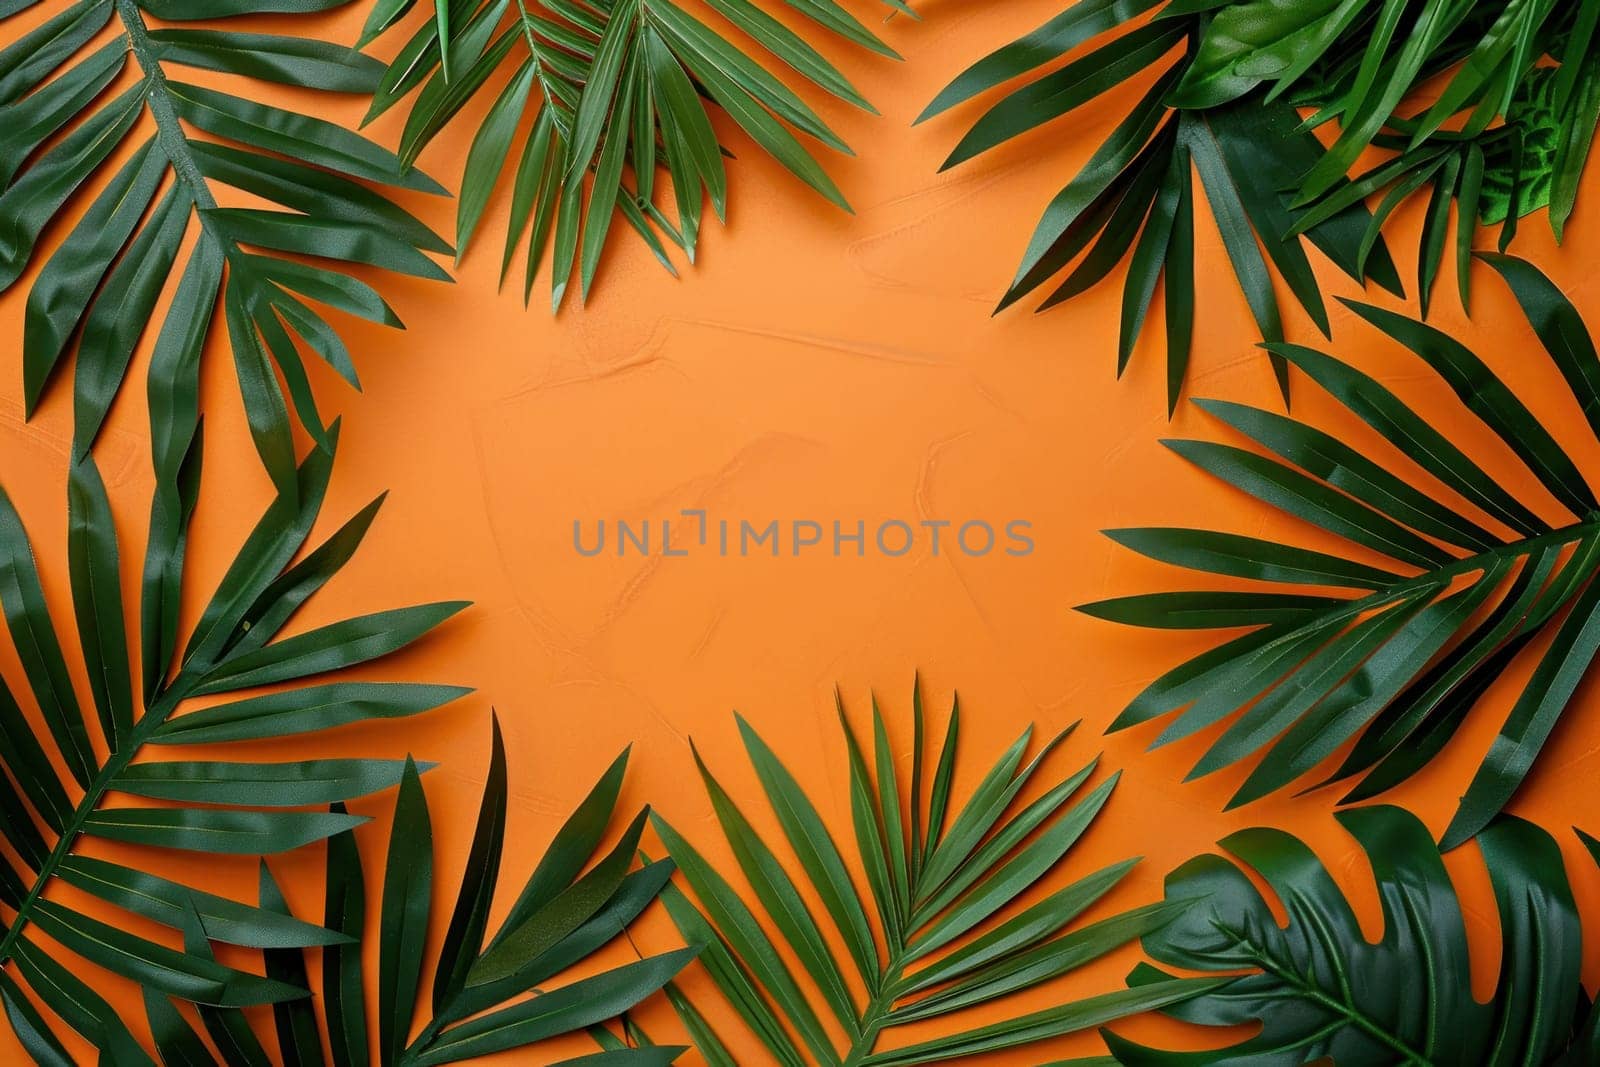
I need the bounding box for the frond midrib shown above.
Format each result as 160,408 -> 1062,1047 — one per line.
0,0 -> 222,980
839,949 -> 904,1067
512,0 -> 580,139
0,666 -> 197,968
1214,917 -> 1435,1066
114,0 -> 218,214
1266,514 -> 1600,636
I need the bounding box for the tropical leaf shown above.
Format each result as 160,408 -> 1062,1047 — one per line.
360,0 -> 899,310
1106,805 -> 1599,1065
0,431 -> 469,1061
1080,254 -> 1600,848
0,0 -> 450,497
925,0 -> 1600,408
921,1 -> 1403,410
1290,55 -> 1600,318
1206,0 -> 1600,270
376,720 -> 694,1067
139,716 -> 692,1066
653,679 -> 1222,1065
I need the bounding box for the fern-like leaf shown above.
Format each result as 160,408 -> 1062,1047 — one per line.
1081,255 -> 1600,846
0,0 -> 450,495
653,679 -> 1221,1064
362,0 -> 900,309
131,716 -> 692,1066
926,0 -> 1600,407
0,432 -> 468,1061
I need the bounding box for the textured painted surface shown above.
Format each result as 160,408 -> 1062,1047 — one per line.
3,0 -> 1600,1062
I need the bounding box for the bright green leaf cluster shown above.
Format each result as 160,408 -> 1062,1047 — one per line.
926,0 -> 1600,406
360,0 -> 903,309
654,682 -> 1221,1065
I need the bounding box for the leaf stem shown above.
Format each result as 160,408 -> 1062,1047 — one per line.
114,0 -> 219,213
0,0 -> 234,970
1223,921 -> 1430,1065
0,677 -> 192,966
401,1013 -> 446,1065
512,0 -> 575,138
1320,515 -> 1600,619
841,953 -> 903,1067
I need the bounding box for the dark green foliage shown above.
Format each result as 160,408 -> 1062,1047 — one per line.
927,0 -> 1600,406
0,432 -> 468,1060
1109,806 -> 1600,1065
1081,256 -> 1600,846
150,717 -> 689,1066
0,0 -> 451,494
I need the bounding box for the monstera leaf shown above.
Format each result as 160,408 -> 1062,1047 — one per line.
0,0 -> 450,495
924,0 -> 1600,406
359,0 -> 901,309
651,683 -> 1221,1064
129,718 -> 693,1067
1107,806 -> 1599,1065
0,435 -> 468,1063
1080,255 -> 1600,848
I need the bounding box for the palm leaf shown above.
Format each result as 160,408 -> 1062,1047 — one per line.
1290,53 -> 1600,317
1106,805 -> 1598,1064
926,0 -> 1600,408
361,0 -> 897,310
142,715 -> 692,1066
652,678 -> 1222,1064
921,1 -> 1403,410
0,0 -> 450,497
1218,0 -> 1600,269
1080,254 -> 1600,847
0,432 -> 469,1061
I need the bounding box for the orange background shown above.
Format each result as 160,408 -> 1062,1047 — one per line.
4,0 -> 1600,1062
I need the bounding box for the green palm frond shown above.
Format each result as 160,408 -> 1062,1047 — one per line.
1080,254 -> 1600,848
1107,806 -> 1598,1065
1282,4 -> 1600,320
0,433 -> 469,1062
924,0 -> 1599,409
360,0 -> 901,310
0,0 -> 450,497
590,1011 -> 702,1064
651,680 -> 1222,1065
920,1 -> 1402,410
129,717 -> 693,1067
